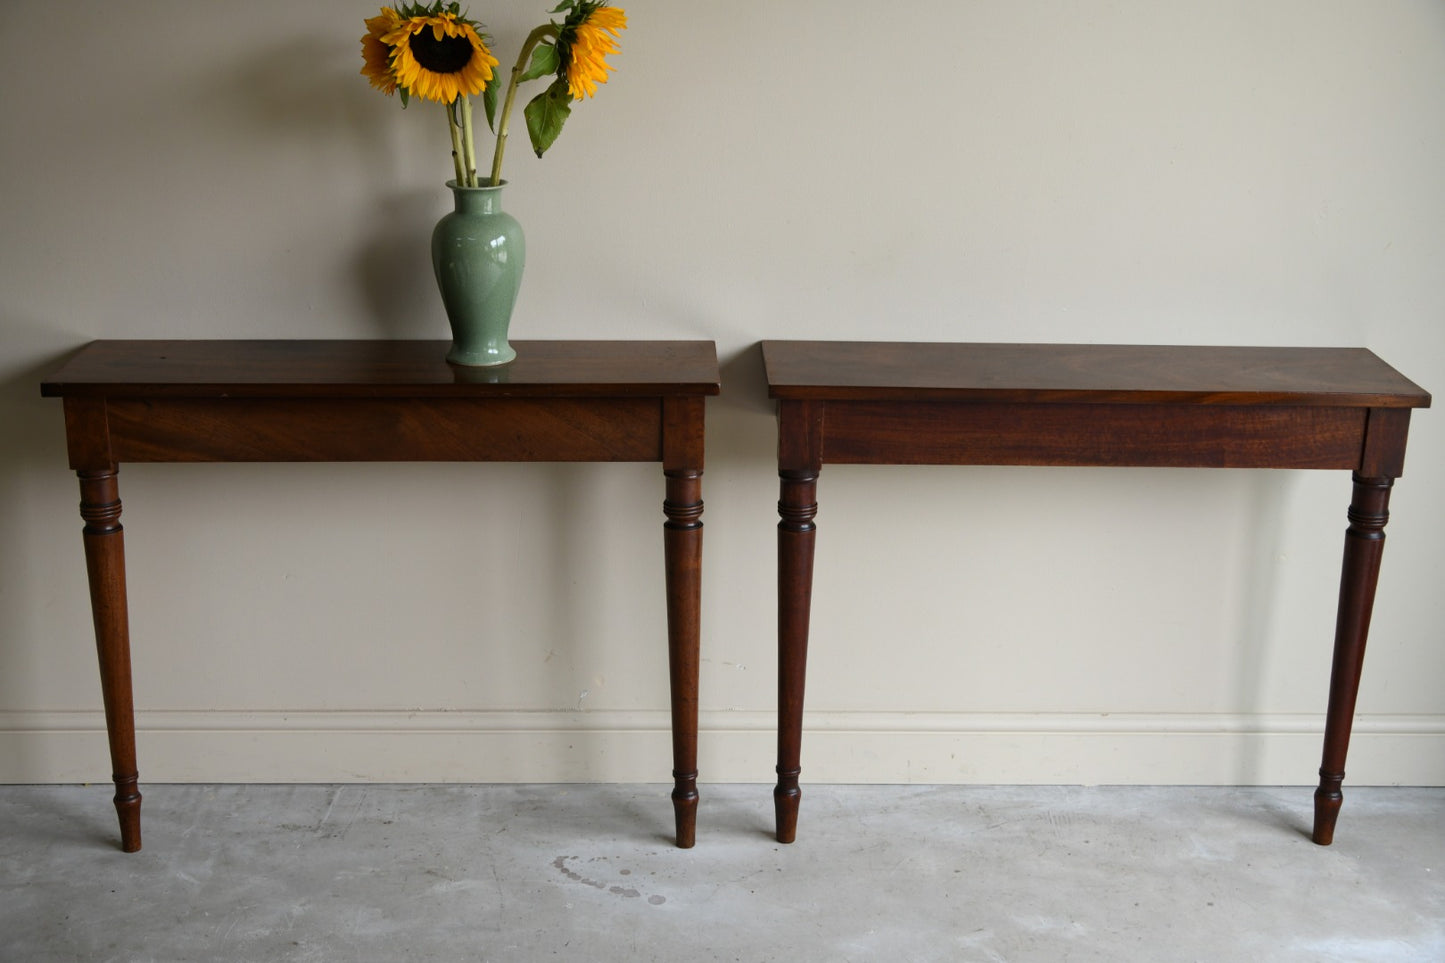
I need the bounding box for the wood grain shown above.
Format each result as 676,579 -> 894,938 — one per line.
763,341 -> 1430,408
43,340 -> 721,399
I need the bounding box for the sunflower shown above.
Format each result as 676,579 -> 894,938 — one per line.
360,2 -> 630,187
556,2 -> 627,100
384,11 -> 499,105
360,7 -> 403,94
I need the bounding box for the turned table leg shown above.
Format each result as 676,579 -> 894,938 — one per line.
663,468 -> 703,848
78,468 -> 142,853
1313,473 -> 1394,846
775,468 -> 818,844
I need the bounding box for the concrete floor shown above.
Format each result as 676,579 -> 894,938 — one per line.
1,785 -> 1441,962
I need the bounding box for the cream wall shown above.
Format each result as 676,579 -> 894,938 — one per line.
2,1 -> 1442,788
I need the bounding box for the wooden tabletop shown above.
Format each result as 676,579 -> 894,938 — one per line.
762,341 -> 1431,408
41,340 -> 721,399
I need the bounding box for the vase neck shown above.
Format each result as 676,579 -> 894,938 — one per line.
449,181 -> 505,215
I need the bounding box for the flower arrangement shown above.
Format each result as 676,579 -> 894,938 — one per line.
361,1 -> 627,188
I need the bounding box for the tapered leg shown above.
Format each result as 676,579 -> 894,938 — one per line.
775,469 -> 818,843
663,468 -> 703,848
1313,473 -> 1394,846
78,469 -> 142,853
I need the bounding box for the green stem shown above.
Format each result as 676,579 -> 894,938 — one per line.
489,24 -> 560,186
459,94 -> 477,187
445,102 -> 466,185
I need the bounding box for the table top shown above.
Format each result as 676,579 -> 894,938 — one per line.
41,340 -> 721,400
762,341 -> 1431,408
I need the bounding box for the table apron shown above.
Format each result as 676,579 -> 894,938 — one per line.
816,401 -> 1367,469
78,396 -> 667,465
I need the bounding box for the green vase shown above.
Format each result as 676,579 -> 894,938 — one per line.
431,179 -> 524,366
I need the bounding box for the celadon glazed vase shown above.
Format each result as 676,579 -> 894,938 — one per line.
431,179 -> 524,366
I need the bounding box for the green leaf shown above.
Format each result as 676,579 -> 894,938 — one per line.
550,1 -> 576,13
482,71 -> 500,131
399,86 -> 410,108
519,42 -> 559,83
524,80 -> 573,157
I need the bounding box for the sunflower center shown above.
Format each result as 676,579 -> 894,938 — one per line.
411,30 -> 474,75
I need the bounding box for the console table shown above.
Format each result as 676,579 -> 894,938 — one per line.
41,339 -> 720,852
763,341 -> 1429,846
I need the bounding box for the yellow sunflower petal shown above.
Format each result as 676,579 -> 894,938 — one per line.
360,8 -> 405,95
560,3 -> 627,100
383,13 -> 496,105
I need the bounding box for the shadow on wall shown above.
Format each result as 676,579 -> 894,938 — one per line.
190,32 -> 450,339
0,326 -> 89,543
351,191 -> 441,340
720,344 -> 772,417
692,345 -> 781,490
1231,470 -> 1298,785
0,326 -> 94,779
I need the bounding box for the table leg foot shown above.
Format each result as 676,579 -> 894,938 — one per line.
672,771 -> 699,849
1312,771 -> 1344,846
114,775 -> 143,853
774,767 -> 801,844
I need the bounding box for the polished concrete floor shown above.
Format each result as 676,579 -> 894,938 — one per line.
1,784 -> 1441,962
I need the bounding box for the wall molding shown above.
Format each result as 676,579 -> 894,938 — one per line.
5,707 -> 1443,734
4,709 -> 1442,785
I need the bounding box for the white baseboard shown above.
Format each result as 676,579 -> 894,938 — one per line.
2,710 -> 1442,785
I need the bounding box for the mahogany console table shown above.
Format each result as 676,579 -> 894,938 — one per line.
41,339 -> 720,852
763,341 -> 1430,846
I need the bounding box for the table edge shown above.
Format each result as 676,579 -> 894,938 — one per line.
40,339 -> 722,399
760,341 -> 1431,408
